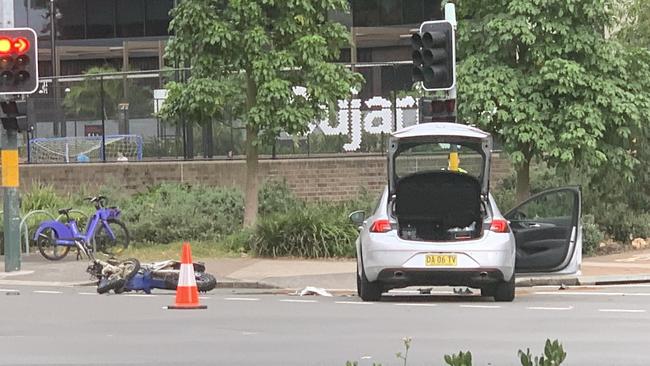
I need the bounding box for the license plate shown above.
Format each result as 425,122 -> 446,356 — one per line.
425,254 -> 457,267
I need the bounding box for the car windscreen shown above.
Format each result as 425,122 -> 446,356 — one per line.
394,141 -> 486,181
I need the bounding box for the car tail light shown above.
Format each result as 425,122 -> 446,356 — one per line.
490,219 -> 510,233
370,219 -> 392,233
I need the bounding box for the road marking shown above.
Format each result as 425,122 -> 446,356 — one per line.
225,297 -> 260,301
78,292 -> 98,296
125,294 -> 157,297
535,291 -> 650,297
280,299 -> 318,303
0,288 -> 18,292
335,301 -> 374,305
199,296 -> 211,300
459,304 -> 501,309
33,290 -> 62,294
526,306 -> 573,311
394,303 -> 437,307
599,309 -> 647,313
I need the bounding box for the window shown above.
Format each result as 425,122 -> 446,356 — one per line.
394,142 -> 485,180
352,0 -> 443,27
145,0 -> 173,36
58,0 -> 86,40
117,0 -> 145,37
86,0 -> 116,38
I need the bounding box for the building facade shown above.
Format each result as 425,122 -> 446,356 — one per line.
11,0 -> 443,160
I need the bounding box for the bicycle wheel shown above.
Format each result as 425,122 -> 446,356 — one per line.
37,227 -> 71,261
94,219 -> 130,257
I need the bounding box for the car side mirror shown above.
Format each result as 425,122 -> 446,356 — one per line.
348,210 -> 366,226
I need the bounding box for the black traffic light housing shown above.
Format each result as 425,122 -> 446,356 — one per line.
411,21 -> 455,91
0,28 -> 38,95
1,100 -> 30,132
419,97 -> 456,123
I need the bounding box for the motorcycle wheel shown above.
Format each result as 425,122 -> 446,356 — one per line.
163,272 -> 217,292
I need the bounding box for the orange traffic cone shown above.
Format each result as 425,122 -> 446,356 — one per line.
167,242 -> 207,310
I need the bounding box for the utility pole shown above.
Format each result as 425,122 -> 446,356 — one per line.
0,8 -> 39,271
0,0 -> 19,272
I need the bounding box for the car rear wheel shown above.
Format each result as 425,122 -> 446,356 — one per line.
493,274 -> 515,302
358,261 -> 383,302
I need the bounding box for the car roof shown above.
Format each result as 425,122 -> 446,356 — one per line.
390,122 -> 490,141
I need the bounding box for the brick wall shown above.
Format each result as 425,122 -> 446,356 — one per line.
19,154 -> 513,201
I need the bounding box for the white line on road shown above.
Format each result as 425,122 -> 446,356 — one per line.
78,292 -> 98,296
225,297 -> 260,301
335,301 -> 374,305
280,299 -> 318,303
125,294 -> 157,297
394,303 -> 438,307
526,306 -> 574,311
33,290 -> 62,294
0,288 -> 18,292
535,291 -> 650,297
599,309 -> 647,313
459,304 -> 501,309
199,296 -> 211,300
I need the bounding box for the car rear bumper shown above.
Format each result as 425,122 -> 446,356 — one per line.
360,231 -> 515,286
376,268 -> 505,289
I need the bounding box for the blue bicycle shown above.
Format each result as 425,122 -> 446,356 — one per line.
34,196 -> 130,260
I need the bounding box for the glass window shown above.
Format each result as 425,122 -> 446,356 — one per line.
352,0 -> 380,27
57,0 -> 86,40
117,0 -> 145,37
402,0 -> 423,24
27,0 -> 50,38
395,142 -> 485,180
378,0 -> 402,26
145,0 -> 173,36
86,0 -> 115,39
422,0 -> 443,22
14,0 -> 28,27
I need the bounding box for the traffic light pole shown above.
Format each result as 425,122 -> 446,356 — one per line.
3,122 -> 20,271
444,3 -> 458,118
0,5 -> 21,272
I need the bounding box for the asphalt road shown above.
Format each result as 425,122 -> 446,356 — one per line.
1,285 -> 650,365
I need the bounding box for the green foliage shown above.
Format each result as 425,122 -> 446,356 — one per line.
444,351 -> 473,366
457,0 -> 650,197
20,183 -> 66,213
616,0 -> 650,48
120,183 -> 244,244
258,179 -> 300,216
162,0 -> 363,143
62,66 -> 153,120
396,337 -> 412,366
582,214 -> 605,255
251,201 -> 358,258
518,339 -> 567,366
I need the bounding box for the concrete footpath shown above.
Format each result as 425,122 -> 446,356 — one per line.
2,249 -> 650,291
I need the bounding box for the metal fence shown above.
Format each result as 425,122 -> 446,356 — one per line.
24,62 -> 420,163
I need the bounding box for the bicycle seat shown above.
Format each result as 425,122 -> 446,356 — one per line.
58,208 -> 73,215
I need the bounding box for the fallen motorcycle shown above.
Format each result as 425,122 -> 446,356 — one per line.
88,258 -> 217,294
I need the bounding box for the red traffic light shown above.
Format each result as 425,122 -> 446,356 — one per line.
0,38 -> 11,54
13,38 -> 29,53
0,36 -> 30,55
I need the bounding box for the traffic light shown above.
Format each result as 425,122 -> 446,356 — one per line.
411,20 -> 455,91
0,100 -> 30,132
419,98 -> 456,123
0,28 -> 38,95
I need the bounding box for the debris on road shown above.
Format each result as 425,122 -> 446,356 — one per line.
293,286 -> 333,297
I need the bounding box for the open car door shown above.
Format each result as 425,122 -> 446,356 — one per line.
505,187 -> 582,274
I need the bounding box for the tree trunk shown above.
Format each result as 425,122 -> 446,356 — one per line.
515,158 -> 531,204
243,73 -> 259,228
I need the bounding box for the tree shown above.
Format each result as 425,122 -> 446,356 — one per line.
161,0 -> 362,227
616,0 -> 650,48
455,0 -> 650,203
62,66 -> 153,121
